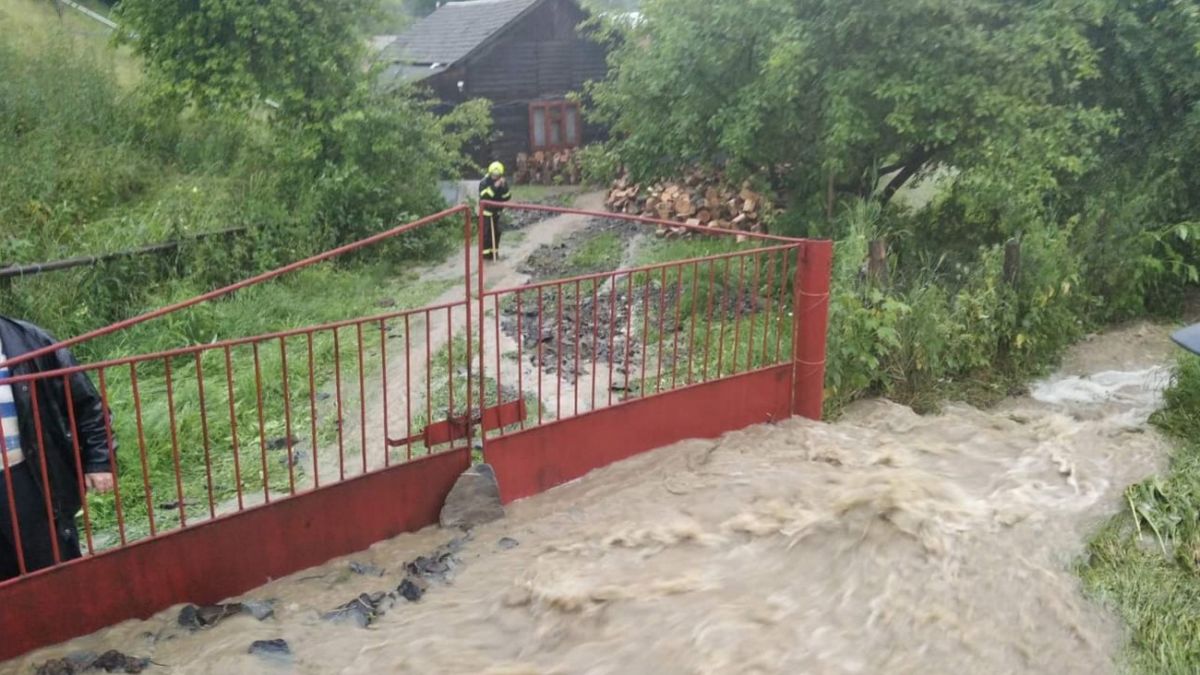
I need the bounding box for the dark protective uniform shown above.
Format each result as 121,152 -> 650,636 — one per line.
479,174 -> 512,260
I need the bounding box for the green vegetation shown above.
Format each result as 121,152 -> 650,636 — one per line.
585,0 -> 1200,415
0,0 -> 490,544
1079,357 -> 1200,672
583,0 -> 1200,667
567,232 -> 624,272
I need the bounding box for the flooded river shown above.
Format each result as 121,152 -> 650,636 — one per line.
7,324 -> 1174,674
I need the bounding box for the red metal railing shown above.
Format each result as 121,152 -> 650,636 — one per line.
0,199 -> 830,661
0,205 -> 479,578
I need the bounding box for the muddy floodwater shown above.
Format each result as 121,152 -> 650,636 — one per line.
8,324 -> 1174,674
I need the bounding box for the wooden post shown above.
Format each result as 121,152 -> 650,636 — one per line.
867,239 -> 888,286
1003,239 -> 1021,287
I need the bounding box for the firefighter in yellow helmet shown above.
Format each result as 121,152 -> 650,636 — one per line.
479,161 -> 512,261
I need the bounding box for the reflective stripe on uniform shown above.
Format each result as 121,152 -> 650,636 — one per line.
483,211 -> 494,216
480,187 -> 495,198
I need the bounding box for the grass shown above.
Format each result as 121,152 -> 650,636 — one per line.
0,0 -> 140,87
71,264 -> 458,546
511,184 -> 584,204
567,231 -> 625,272
1078,354 -> 1200,673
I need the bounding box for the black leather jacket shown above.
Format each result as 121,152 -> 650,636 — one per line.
0,316 -> 113,520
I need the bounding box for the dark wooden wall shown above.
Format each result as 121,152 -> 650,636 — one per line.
423,0 -> 609,171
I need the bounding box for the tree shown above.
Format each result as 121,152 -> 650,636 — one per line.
588,0 -> 1110,223
114,0 -> 368,125
114,0 -> 492,245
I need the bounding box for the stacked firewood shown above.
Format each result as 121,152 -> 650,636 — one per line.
605,168 -> 771,238
515,150 -> 582,186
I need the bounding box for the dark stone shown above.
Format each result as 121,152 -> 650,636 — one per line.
439,463 -> 504,529
248,639 -> 291,657
349,561 -> 385,577
240,600 -> 276,621
266,435 -> 298,451
177,601 -> 272,630
397,578 -> 424,602
37,650 -> 152,674
498,537 -> 520,550
322,593 -> 384,628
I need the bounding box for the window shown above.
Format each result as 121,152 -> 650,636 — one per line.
529,100 -> 581,152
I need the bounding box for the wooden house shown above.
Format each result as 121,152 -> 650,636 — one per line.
379,0 -> 609,170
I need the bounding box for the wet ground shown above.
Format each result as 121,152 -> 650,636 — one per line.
7,322 -> 1176,674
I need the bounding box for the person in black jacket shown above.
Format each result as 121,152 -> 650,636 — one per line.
0,315 -> 114,579
479,161 -> 512,261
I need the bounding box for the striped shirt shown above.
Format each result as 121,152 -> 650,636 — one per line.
0,336 -> 25,469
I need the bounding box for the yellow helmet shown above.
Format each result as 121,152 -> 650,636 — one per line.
488,161 -> 505,177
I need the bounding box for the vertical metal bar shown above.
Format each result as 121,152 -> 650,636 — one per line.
730,255 -> 747,376
194,353 -> 216,518
62,376 -> 94,554
671,264 -> 684,391
163,359 -> 187,527
623,272 -> 635,395
279,338 -> 297,494
608,272 -> 618,406
379,320 -> 390,468
591,278 -> 600,409
776,249 -> 791,362
715,257 -> 733,378
761,250 -> 775,365
555,283 -> 564,420
494,294 -> 503,433
516,291 -> 526,429
687,260 -> 700,386
97,370 -> 126,544
537,289 -> 544,425
463,209 -> 474,451
356,322 -> 367,474
573,279 -> 582,416
306,332 -> 320,489
747,252 -> 762,370
128,363 -> 156,536
28,383 -> 61,560
702,259 -> 718,382
405,314 -> 414,460
477,207 -> 487,449
447,307 -> 455,440
223,347 -> 244,510
252,343 -> 270,504
0,411 -> 27,573
639,272 -> 652,397
655,267 -> 668,393
425,312 -> 432,452
332,329 -> 346,482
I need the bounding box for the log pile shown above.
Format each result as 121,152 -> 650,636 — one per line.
515,150 -> 582,186
605,169 -> 772,239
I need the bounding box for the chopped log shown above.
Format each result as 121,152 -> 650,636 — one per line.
697,209 -> 712,224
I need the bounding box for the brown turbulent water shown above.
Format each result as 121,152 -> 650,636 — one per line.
6,324 -> 1174,674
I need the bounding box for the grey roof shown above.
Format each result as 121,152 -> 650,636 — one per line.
381,0 -> 544,70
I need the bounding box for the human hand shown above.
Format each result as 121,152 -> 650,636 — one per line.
86,473 -> 114,493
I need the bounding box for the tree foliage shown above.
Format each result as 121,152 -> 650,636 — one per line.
114,0 -> 491,245
589,0 -> 1111,220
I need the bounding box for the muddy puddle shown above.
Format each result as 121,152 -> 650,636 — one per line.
7,323 -> 1176,674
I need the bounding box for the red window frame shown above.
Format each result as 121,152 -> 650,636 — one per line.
529,100 -> 581,152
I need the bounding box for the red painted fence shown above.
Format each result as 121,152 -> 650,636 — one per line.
0,201 -> 830,662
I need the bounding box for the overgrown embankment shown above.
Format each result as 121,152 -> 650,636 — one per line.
1079,355 -> 1200,672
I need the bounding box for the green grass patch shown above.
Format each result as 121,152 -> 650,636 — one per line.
77,264 -> 456,545
567,231 -> 625,272
1078,354 -> 1200,672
